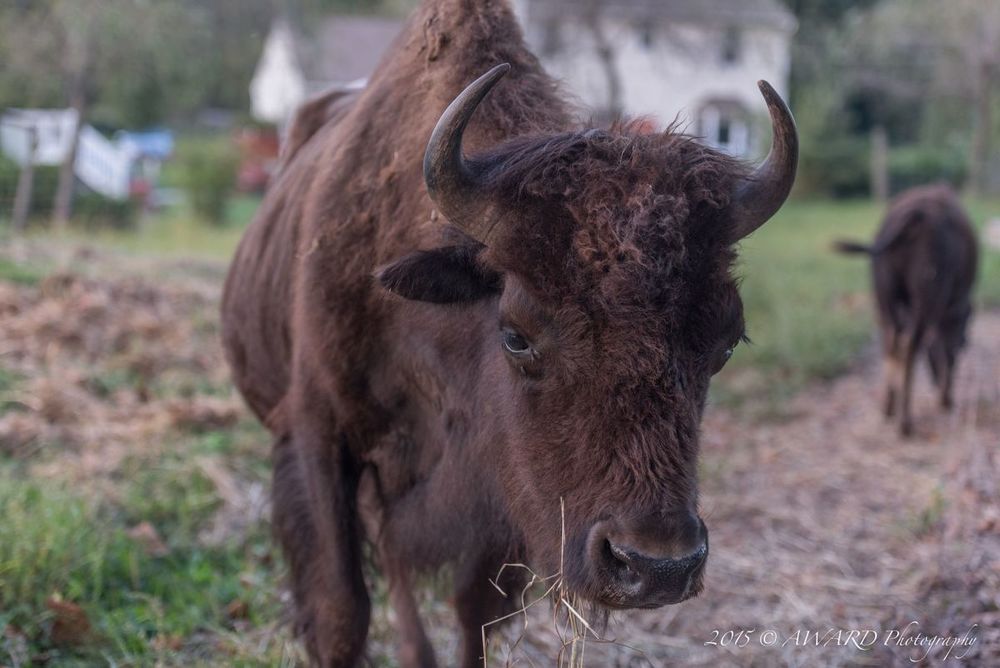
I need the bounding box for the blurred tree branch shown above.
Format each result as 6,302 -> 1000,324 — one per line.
846,0 -> 999,194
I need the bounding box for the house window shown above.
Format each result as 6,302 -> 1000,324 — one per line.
541,20 -> 562,56
700,102 -> 749,156
717,116 -> 731,145
721,26 -> 742,64
638,24 -> 654,50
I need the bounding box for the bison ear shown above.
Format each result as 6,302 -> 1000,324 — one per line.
376,245 -> 502,303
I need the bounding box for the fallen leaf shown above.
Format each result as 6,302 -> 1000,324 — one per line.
127,521 -> 170,557
46,597 -> 90,646
225,598 -> 250,621
152,633 -> 183,651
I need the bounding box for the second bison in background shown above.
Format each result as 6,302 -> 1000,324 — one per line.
836,184 -> 978,436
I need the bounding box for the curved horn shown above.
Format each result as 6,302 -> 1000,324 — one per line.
730,81 -> 798,240
424,63 -> 511,244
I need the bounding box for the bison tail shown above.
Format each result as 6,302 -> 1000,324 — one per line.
832,239 -> 873,255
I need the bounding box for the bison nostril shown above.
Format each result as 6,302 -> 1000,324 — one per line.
604,540 -> 643,589
607,540 -> 630,567
686,542 -> 709,569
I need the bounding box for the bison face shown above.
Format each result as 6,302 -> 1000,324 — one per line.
379,208 -> 743,609
486,264 -> 744,608
378,65 -> 796,610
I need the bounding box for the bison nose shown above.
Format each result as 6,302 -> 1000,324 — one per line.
588,511 -> 708,608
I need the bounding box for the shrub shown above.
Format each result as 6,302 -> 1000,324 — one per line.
888,144 -> 967,194
796,135 -> 871,199
179,141 -> 238,224
74,190 -> 139,230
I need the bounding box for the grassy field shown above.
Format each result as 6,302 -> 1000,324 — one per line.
0,195 -> 998,665
17,195 -> 261,261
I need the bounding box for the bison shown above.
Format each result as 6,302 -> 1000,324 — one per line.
835,184 -> 978,437
221,0 -> 798,665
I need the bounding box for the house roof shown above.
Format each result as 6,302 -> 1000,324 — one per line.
528,0 -> 797,32
297,15 -> 405,87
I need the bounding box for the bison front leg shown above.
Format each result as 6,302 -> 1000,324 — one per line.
879,321 -> 900,419
357,467 -> 438,668
273,430 -> 370,666
897,328 -> 923,437
385,566 -> 437,667
453,553 -> 523,668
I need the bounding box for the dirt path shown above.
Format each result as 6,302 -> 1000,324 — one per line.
493,313 -> 1000,666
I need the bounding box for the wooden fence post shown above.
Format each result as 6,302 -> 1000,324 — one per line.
870,125 -> 889,203
12,125 -> 37,234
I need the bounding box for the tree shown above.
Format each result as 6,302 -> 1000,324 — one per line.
784,0 -> 999,197
0,1 -> 214,225
937,0 -> 1000,195
179,0 -> 272,112
779,0 -> 882,108
50,1 -> 97,228
843,0 -> 1000,195
581,0 -> 624,120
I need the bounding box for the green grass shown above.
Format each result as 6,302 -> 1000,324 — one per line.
0,257 -> 45,285
18,194 -> 260,262
966,198 -> 1000,306
0,435 -> 293,667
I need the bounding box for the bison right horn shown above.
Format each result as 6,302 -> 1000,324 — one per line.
728,81 -> 799,241
423,63 -> 510,245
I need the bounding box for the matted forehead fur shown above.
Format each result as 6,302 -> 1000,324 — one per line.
476,121 -> 749,337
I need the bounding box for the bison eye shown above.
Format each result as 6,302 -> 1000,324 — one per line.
501,329 -> 532,356
711,345 -> 737,375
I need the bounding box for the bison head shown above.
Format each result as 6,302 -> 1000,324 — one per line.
378,65 -> 797,609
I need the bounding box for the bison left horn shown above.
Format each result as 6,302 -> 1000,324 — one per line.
424,63 -> 510,245
729,81 -> 798,241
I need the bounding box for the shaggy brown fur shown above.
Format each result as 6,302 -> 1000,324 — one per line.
835,184 -> 978,436
280,84 -> 362,167
221,1 -> 781,666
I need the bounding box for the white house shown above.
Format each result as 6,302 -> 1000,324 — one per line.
250,15 -> 404,128
512,0 -> 797,157
250,19 -> 308,126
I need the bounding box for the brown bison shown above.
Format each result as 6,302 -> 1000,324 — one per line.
835,184 -> 978,437
221,0 -> 797,665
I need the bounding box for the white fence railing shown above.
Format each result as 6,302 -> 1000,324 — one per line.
1,109 -> 133,201
76,125 -> 132,200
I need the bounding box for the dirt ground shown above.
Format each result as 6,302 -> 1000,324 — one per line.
1,242 -> 997,666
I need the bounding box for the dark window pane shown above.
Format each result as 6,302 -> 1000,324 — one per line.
722,27 -> 741,64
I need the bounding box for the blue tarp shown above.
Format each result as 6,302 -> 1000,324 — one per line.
115,128 -> 174,160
